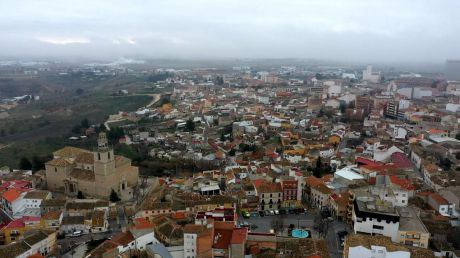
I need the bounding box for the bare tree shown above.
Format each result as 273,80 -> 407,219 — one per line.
270,216 -> 285,235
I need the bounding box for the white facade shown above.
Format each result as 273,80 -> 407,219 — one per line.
184,233 -> 197,258
446,103 -> 460,113
338,93 -> 356,104
353,208 -> 400,242
2,193 -> 27,219
135,231 -> 158,251
319,148 -> 335,158
258,96 -> 270,104
25,196 -> 49,209
410,150 -> 423,171
348,246 -> 410,258
372,187 -> 409,207
328,85 -> 342,97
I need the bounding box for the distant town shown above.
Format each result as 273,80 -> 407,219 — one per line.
0,58 -> 459,258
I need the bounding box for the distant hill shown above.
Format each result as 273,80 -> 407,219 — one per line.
0,78 -> 54,97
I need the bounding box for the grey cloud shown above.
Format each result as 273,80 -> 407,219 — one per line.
0,0 -> 459,62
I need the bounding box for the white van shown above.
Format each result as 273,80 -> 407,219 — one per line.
70,231 -> 82,237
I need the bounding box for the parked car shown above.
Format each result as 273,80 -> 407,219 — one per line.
279,209 -> 287,215
264,210 -> 271,216
274,209 -> 279,215
241,210 -> 250,219
269,210 -> 275,216
259,211 -> 265,217
69,231 -> 82,237
337,230 -> 348,248
250,212 -> 259,218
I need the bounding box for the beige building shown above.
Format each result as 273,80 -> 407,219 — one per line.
396,206 -> 430,248
45,133 -> 139,200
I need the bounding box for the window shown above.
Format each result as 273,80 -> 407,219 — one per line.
98,153 -> 101,160
402,200 -> 405,203
55,167 -> 57,172
373,225 -> 384,230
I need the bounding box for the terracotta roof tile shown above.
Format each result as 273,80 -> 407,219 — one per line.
231,227 -> 247,244
75,152 -> 94,164
45,158 -> 71,167
53,146 -> 88,159
2,188 -> 24,203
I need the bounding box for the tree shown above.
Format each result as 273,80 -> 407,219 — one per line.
228,149 -> 236,156
77,191 -> 85,199
32,155 -> 51,172
19,157 -> 32,170
81,118 -> 90,129
440,158 -> 452,170
220,132 -> 226,142
107,127 -> 124,143
72,124 -> 82,134
110,189 -> 121,202
315,73 -> 324,80
339,101 -> 346,114
76,88 -> 84,95
185,119 -> 195,132
348,101 -> 355,109
313,157 -> 322,178
318,108 -> 324,117
270,217 -> 285,235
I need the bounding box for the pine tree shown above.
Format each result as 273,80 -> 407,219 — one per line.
19,157 -> 32,170
77,191 -> 85,199
110,189 -> 120,202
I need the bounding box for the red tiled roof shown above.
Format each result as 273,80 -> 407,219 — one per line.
27,254 -> 45,258
428,129 -> 446,135
389,175 -> 415,190
429,193 -> 449,205
356,157 -> 384,166
0,180 -> 32,190
2,188 -> 24,203
172,211 -> 186,220
390,152 -> 413,168
231,227 -> 247,244
213,229 -> 233,249
4,218 -> 25,229
133,217 -> 154,230
111,231 -> 134,246
305,176 -> 323,188
252,179 -> 265,189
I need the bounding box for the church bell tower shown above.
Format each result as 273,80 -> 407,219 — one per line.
94,132 -> 115,176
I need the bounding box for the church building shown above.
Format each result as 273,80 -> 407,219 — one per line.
45,133 -> 139,200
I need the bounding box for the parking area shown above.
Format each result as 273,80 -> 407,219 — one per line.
238,210 -> 318,237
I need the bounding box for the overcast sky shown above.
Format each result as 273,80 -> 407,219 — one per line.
1,0 -> 459,62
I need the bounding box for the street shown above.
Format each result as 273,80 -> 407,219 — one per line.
325,220 -> 350,258
58,231 -> 114,257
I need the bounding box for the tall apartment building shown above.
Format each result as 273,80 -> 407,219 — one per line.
356,95 -> 372,115
362,65 -> 381,83
445,60 -> 460,81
